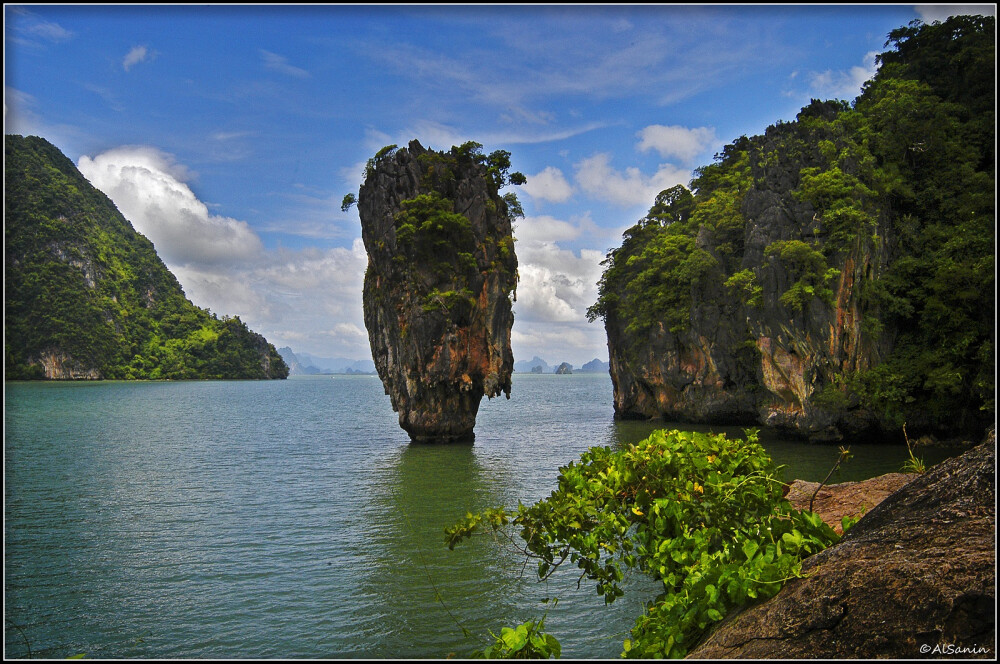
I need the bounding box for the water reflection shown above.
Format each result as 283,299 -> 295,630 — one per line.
354,442 -> 527,659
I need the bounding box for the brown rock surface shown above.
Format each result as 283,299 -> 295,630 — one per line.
689,429 -> 996,659
785,472 -> 918,534
358,141 -> 517,443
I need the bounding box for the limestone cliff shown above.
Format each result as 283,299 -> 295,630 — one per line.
357,141 -> 519,442
600,108 -> 889,442
592,16 -> 994,442
4,135 -> 289,380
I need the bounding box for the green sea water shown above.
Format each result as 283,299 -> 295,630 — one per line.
4,374 -> 960,658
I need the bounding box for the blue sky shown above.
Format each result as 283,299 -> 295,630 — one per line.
5,4 -> 994,366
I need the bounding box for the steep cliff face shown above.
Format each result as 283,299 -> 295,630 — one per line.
4,135 -> 289,380
604,113 -> 887,441
594,16 -> 994,442
358,141 -> 518,442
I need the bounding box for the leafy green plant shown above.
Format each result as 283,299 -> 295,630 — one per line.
764,240 -> 840,311
473,607 -> 561,659
901,423 -> 926,474
447,429 -> 840,658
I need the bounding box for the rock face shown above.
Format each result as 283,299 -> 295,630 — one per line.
689,429 -> 996,659
358,141 -> 517,443
604,106 -> 888,442
596,17 -> 995,444
784,473 -> 918,534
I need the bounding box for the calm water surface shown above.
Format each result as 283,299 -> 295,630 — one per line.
4,374 -> 959,659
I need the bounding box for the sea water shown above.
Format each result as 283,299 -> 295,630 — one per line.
4,374 -> 959,658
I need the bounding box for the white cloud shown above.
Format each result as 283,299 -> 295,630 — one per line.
78,147 -> 372,358
808,51 -> 879,100
514,215 -> 580,245
8,8 -> 73,45
502,213 -> 615,364
521,166 -> 574,203
514,249 -> 604,324
78,146 -> 263,267
636,124 -> 718,164
122,45 -> 150,72
512,216 -> 605,324
260,50 -> 311,78
915,4 -> 995,22
574,153 -> 689,208
73,146 -> 612,363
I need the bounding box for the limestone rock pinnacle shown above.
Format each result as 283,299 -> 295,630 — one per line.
357,140 -> 518,443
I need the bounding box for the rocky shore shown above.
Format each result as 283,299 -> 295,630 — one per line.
689,428 -> 996,659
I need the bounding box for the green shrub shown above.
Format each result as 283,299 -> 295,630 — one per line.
447,429 -> 840,658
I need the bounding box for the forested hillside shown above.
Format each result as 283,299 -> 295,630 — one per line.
5,135 -> 288,380
588,16 -> 994,441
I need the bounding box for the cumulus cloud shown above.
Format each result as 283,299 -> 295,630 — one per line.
808,51 -> 879,100
574,153 -> 689,208
75,145 -> 612,363
78,146 -> 263,267
521,166 -> 574,203
76,145 -> 374,358
260,50 -> 310,78
510,214 -> 610,362
514,247 -> 604,324
636,124 -> 718,164
514,214 -> 580,245
122,45 -> 150,71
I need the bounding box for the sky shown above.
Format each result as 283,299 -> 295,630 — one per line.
5,4 -> 995,367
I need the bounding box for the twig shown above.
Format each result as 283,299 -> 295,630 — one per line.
810,446 -> 851,513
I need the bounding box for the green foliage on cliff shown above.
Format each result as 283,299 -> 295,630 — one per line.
589,15 -> 995,435
447,429 -> 840,658
379,141 -> 523,322
764,240 -> 840,311
4,134 -> 289,380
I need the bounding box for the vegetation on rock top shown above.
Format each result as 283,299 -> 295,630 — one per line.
4,134 -> 289,380
588,15 -> 994,439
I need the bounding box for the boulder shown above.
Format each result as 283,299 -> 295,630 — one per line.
688,429 -> 996,659
785,472 -> 918,534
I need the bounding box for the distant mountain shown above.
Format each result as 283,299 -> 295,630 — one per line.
578,358 -> 610,373
554,362 -> 573,375
4,135 -> 288,380
514,356 -> 550,373
277,347 -> 376,375
276,347 -> 321,375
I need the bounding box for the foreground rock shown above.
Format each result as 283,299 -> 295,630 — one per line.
785,473 -> 917,534
689,429 -> 995,659
357,141 -> 518,442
